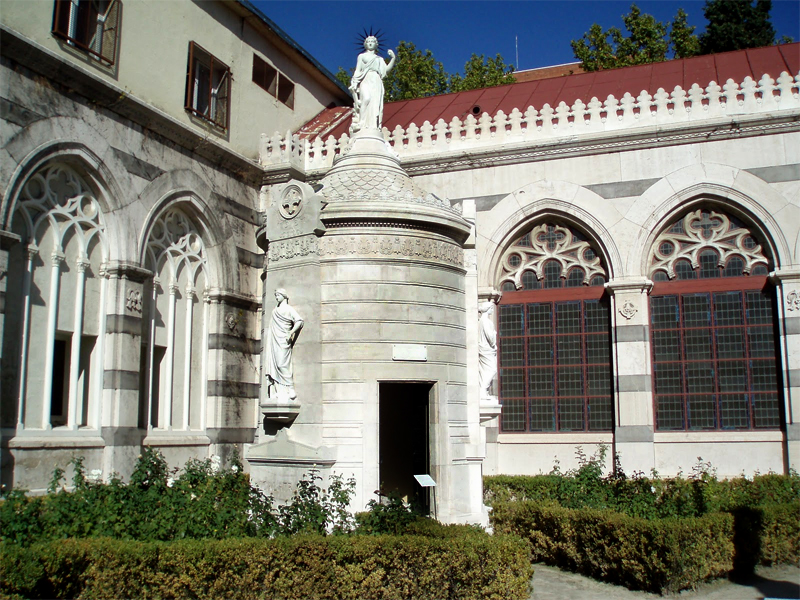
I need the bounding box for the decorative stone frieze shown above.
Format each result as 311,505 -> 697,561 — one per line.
267,235 -> 319,263
319,234 -> 464,267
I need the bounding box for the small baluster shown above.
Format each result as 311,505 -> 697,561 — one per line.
271,132 -> 283,162
420,121 -> 434,150
508,108 -> 524,136
671,86 -> 688,119
758,74 -> 778,111
494,110 -> 508,140
586,97 -> 603,130
722,79 -> 741,114
523,106 -> 539,138
539,103 -> 555,135
740,76 -> 759,112
687,83 -> 705,119
464,114 -> 478,140
653,88 -> 671,122
391,125 -> 406,153
554,102 -> 570,131
620,93 -> 636,125
604,95 -> 620,126
449,116 -> 464,143
636,91 -> 654,124
571,99 -> 587,130
705,81 -> 723,117
478,112 -> 493,139
407,123 -> 420,149
434,118 -> 449,147
775,72 -> 797,108
324,135 -> 337,167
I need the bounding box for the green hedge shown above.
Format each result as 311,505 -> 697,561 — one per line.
484,473 -> 800,519
730,502 -> 800,572
491,500 -> 733,594
0,534 -> 533,600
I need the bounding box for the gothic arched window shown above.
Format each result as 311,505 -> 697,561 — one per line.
140,207 -> 210,431
2,163 -> 107,430
497,223 -> 612,432
648,208 -> 781,431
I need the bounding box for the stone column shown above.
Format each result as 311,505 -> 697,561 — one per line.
101,263 -> 150,479
606,278 -> 655,475
773,268 -> 800,471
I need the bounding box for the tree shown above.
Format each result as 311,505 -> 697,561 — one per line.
382,41 -> 448,102
449,54 -> 515,93
699,0 -> 776,54
572,4 -> 700,71
670,8 -> 701,59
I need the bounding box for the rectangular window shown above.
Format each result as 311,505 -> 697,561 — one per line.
499,292 -> 612,433
252,54 -> 277,96
651,280 -> 781,431
186,42 -> 231,130
52,0 -> 121,65
252,54 -> 295,109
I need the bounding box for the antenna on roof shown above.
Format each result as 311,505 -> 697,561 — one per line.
516,36 -> 519,70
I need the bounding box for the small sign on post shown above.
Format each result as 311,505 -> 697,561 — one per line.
414,474 -> 437,519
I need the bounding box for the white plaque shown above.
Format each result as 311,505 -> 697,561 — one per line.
414,474 -> 436,487
392,344 -> 427,362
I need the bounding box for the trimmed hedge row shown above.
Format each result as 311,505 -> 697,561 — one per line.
0,534 -> 533,600
491,500 -> 733,594
730,503 -> 800,571
484,473 -> 800,518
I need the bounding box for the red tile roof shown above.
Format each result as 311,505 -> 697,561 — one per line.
301,43 -> 799,141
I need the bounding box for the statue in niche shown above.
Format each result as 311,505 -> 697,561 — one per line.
478,302 -> 498,401
265,288 -> 304,402
349,35 -> 396,134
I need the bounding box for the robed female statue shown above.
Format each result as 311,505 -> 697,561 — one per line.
349,35 -> 396,133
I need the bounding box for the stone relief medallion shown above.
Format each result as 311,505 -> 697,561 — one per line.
619,300 -> 638,320
787,290 -> 800,312
279,186 -> 303,220
126,290 -> 143,313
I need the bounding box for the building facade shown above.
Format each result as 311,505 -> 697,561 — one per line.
0,0 -> 349,492
1,0 -> 799,523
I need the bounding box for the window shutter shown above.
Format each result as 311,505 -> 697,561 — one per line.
214,69 -> 230,129
98,0 -> 120,65
185,41 -> 197,112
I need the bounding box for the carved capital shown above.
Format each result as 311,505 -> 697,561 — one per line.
26,244 -> 39,261
76,259 -> 91,274
51,251 -> 66,266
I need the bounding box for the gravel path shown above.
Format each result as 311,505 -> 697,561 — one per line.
529,563 -> 800,600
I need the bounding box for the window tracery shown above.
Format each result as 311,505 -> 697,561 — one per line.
649,209 -> 770,281
499,223 -> 606,292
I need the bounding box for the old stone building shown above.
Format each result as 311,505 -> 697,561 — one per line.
1,0 -> 798,524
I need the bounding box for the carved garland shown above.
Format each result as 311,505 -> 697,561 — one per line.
649,209 -> 769,280
499,223 -> 605,290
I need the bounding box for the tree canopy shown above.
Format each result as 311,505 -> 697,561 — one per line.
336,41 -> 515,103
699,0 -> 776,54
571,4 -> 699,71
572,1 -> 785,72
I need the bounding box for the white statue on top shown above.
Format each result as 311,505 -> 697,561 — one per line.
478,302 -> 498,401
349,35 -> 396,134
265,288 -> 304,402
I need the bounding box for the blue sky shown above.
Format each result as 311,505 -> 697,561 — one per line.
252,0 -> 800,76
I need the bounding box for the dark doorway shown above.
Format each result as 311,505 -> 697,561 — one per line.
379,382 -> 432,514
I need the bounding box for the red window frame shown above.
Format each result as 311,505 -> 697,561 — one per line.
498,285 -> 613,433
650,275 -> 782,431
52,0 -> 121,65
